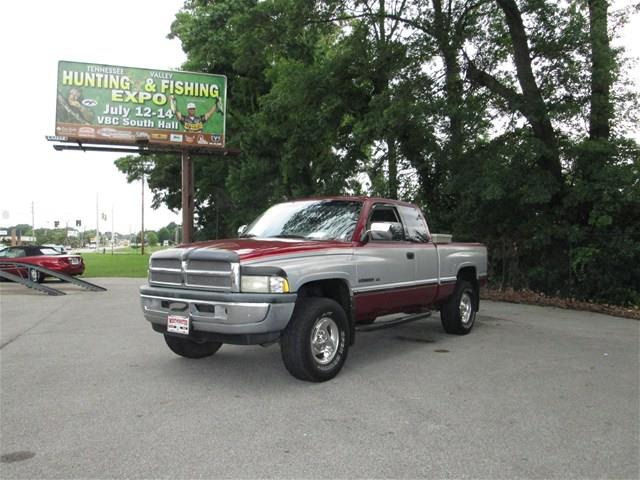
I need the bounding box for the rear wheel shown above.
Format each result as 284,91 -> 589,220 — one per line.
163,335 -> 222,359
280,297 -> 349,382
440,279 -> 477,335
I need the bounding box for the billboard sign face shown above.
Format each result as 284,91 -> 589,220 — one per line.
55,61 -> 226,149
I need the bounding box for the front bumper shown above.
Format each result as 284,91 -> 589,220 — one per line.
139,284 -> 297,344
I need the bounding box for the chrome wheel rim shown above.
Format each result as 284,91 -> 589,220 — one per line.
29,269 -> 38,282
311,316 -> 340,365
459,291 -> 474,327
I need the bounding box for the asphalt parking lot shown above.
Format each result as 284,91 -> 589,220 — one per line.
1,278 -> 638,479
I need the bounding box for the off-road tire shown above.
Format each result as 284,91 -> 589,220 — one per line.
280,297 -> 349,382
164,334 -> 222,359
440,279 -> 477,335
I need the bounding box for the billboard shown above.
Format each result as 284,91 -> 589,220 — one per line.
55,61 -> 226,149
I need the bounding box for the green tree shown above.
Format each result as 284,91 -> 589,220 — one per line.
455,0 -> 639,303
146,231 -> 159,247
114,0 -> 638,305
157,227 -> 171,244
13,224 -> 33,237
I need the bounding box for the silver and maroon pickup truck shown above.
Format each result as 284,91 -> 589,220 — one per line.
140,197 -> 487,381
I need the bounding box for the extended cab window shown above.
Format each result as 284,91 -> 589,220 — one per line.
368,205 -> 405,241
397,205 -> 430,243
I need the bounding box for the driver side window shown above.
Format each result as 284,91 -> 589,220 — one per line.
368,205 -> 405,241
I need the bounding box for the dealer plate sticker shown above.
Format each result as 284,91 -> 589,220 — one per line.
167,314 -> 190,335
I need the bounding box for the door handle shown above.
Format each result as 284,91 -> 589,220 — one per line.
406,252 -> 415,260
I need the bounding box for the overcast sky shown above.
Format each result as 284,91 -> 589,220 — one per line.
0,0 -> 185,234
0,1 -> 637,235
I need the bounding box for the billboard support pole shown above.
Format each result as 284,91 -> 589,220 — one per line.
141,172 -> 145,256
181,150 -> 194,244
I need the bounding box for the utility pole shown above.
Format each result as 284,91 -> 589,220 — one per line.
31,202 -> 35,239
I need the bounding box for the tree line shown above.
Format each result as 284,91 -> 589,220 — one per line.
116,0 -> 639,305
2,223 -> 180,248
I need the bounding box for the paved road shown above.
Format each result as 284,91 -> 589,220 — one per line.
1,279 -> 638,479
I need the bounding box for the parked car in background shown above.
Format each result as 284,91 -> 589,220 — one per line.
0,245 -> 85,282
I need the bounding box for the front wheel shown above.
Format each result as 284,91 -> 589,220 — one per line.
440,279 -> 477,335
280,297 -> 349,382
28,268 -> 43,283
164,335 -> 222,359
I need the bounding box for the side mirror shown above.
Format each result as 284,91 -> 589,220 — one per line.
237,225 -> 248,236
360,222 -> 393,243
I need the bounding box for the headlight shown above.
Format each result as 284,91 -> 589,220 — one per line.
241,275 -> 290,293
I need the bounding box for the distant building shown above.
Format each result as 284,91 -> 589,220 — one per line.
0,234 -> 36,245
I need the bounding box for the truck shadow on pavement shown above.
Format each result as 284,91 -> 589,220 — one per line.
151,314 -> 491,386
346,317 -> 454,369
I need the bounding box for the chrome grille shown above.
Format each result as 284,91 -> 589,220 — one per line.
188,259 -> 230,272
152,258 -> 181,270
184,273 -> 232,289
150,271 -> 182,285
148,249 -> 239,291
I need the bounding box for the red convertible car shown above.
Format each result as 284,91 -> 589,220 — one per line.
0,246 -> 85,282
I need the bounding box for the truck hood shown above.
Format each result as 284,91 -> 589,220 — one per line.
177,238 -> 351,262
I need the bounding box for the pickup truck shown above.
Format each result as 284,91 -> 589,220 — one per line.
140,197 -> 487,382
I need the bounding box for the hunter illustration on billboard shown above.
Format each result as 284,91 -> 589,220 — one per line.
55,61 -> 227,148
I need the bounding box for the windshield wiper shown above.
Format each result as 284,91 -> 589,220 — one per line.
239,233 -> 256,238
270,234 -> 309,239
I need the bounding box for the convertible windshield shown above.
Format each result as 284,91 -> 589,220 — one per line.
245,200 -> 362,241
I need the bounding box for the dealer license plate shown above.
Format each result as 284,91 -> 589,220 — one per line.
167,314 -> 190,335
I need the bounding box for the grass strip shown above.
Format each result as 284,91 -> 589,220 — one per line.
81,252 -> 150,278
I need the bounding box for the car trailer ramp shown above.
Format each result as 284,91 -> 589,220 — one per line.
0,261 -> 106,296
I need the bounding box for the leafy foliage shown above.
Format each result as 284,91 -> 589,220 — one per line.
114,0 -> 639,305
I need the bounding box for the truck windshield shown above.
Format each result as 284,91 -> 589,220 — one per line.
244,200 -> 362,241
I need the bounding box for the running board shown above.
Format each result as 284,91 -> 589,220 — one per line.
356,312 -> 432,332
0,261 -> 106,294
